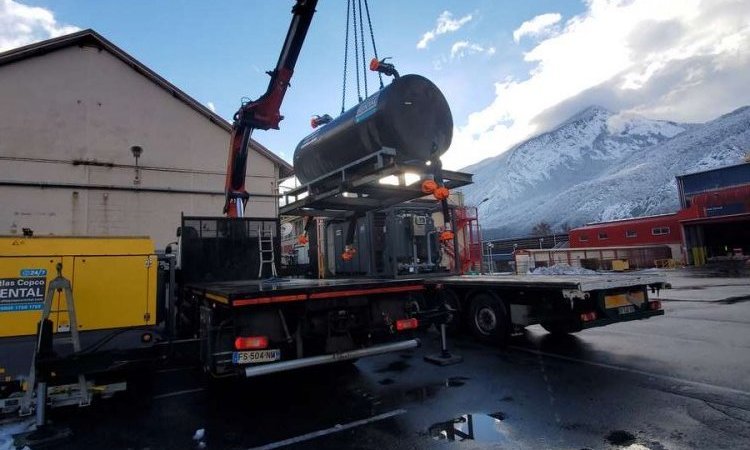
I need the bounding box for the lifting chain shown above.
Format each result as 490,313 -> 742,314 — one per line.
341,0 -> 351,114
341,0 -> 382,111
351,0 -> 361,102
363,0 -> 384,88
358,0 -> 368,98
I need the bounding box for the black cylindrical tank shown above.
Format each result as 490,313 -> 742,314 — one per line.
293,74 -> 453,184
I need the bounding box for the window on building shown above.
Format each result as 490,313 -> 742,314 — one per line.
579,234 -> 589,242
652,226 -> 670,236
598,232 -> 608,240
626,229 -> 637,238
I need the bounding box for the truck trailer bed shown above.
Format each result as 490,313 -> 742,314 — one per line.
186,277 -> 426,307
427,273 -> 667,292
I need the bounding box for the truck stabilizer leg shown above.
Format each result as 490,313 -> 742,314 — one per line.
424,323 -> 463,366
13,383 -> 73,449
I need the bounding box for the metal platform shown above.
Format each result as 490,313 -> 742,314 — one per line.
280,148 -> 473,218
422,274 -> 668,292
185,277 -> 425,306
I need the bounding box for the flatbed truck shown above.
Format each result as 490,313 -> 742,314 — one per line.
0,213 -> 666,420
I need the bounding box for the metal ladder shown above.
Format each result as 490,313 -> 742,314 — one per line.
316,217 -> 326,279
21,263 -> 90,418
258,227 -> 278,278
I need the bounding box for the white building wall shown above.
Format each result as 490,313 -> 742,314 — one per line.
0,44 -> 280,248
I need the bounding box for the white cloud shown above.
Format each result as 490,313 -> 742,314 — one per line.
417,11 -> 473,49
512,13 -> 562,43
450,41 -> 496,59
206,101 -> 216,112
0,0 -> 80,52
442,0 -> 750,170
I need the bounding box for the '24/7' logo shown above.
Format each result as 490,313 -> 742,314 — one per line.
20,269 -> 47,278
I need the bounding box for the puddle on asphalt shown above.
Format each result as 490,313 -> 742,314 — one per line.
387,376 -> 470,404
404,385 -> 441,402
445,376 -> 469,387
375,360 -> 411,373
606,430 -> 636,446
427,412 -> 509,443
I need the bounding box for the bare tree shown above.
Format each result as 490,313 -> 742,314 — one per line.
531,221 -> 552,236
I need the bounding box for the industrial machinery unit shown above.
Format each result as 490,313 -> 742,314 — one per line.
0,236 -> 157,345
326,205 -> 444,277
0,236 -> 160,414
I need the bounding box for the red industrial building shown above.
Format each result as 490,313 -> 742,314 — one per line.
568,162 -> 750,266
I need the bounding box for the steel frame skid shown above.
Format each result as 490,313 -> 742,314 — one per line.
281,148 -> 473,219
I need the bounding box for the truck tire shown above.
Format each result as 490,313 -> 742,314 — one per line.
468,293 -> 509,346
540,320 -> 582,335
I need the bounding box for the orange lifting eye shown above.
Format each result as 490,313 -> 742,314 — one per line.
433,186 -> 450,200
297,234 -> 309,245
341,246 -> 357,261
421,180 -> 438,194
439,231 -> 454,241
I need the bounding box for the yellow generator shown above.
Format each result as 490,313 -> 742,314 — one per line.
0,236 -> 159,382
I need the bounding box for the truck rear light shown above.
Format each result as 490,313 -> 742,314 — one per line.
234,336 -> 269,350
580,312 -> 597,322
649,300 -> 662,310
396,318 -> 419,331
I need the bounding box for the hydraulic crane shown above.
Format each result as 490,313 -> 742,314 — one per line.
223,0 -> 318,217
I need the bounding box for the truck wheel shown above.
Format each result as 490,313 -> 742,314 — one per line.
468,293 -> 509,346
540,321 -> 582,335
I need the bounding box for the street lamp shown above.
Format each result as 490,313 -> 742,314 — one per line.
486,242 -> 494,274
130,145 -> 143,185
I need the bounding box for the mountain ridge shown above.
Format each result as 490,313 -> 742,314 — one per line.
460,105 -> 750,237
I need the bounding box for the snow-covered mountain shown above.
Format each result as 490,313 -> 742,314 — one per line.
461,106 -> 750,237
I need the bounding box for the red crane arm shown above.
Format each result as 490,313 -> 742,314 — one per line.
224,0 -> 318,217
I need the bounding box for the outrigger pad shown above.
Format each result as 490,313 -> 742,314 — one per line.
14,425 -> 73,448
423,352 -> 463,366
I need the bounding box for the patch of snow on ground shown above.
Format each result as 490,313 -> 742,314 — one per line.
530,264 -> 599,275
0,418 -> 35,450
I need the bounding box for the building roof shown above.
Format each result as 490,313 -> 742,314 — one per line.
572,212 -> 679,230
0,29 -> 293,178
676,161 -> 750,180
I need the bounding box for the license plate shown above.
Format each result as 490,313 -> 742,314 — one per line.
618,305 -> 636,315
605,292 -> 645,309
232,349 -> 281,365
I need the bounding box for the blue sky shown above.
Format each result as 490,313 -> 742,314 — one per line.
3,0 -> 749,169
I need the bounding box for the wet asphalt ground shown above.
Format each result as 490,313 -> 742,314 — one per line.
39,270 -> 750,449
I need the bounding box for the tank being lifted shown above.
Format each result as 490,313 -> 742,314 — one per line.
293,74 -> 453,184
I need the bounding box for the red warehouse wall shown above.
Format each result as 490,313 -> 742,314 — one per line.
569,214 -> 683,248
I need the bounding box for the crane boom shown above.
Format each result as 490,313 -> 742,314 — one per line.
224,0 -> 319,217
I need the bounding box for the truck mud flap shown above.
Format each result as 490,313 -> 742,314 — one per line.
243,339 -> 420,378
